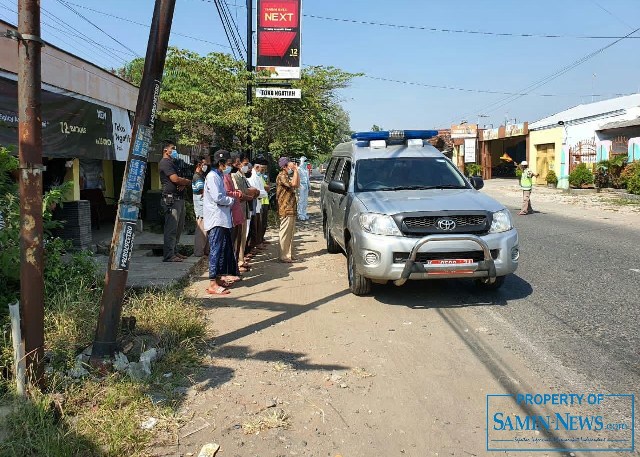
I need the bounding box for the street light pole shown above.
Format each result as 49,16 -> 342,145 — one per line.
246,0 -> 253,159
17,0 -> 45,389
91,0 -> 176,362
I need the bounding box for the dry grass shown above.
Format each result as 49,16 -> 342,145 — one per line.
242,409 -> 291,434
351,367 -> 374,378
272,361 -> 293,372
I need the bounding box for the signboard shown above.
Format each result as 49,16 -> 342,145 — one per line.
464,138 -> 477,163
451,123 -> 478,139
481,128 -> 500,141
504,122 -> 528,138
256,0 -> 302,79
112,221 -> 136,271
256,87 -> 301,99
0,75 -> 132,161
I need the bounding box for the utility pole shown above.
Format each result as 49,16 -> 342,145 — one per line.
18,0 -> 45,389
91,0 -> 176,362
246,0 -> 253,160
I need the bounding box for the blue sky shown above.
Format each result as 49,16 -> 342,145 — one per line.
1,0 -> 639,132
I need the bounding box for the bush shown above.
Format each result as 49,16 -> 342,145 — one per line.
465,163 -> 482,176
620,161 -> 640,188
627,173 -> 640,195
569,163 -> 594,188
545,169 -> 558,185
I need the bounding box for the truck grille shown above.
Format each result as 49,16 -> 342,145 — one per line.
403,215 -> 487,229
393,250 -> 499,264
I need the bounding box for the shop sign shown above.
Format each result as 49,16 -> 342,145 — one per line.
451,123 -> 478,139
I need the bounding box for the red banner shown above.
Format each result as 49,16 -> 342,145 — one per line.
257,0 -> 301,79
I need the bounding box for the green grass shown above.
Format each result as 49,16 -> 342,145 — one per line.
607,197 -> 640,207
0,287 -> 206,457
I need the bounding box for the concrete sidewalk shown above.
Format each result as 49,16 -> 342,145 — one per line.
93,226 -> 202,289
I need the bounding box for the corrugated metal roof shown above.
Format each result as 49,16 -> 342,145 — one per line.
598,117 -> 640,130
530,94 -> 640,130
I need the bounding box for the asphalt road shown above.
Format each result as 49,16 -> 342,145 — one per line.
475,200 -> 640,399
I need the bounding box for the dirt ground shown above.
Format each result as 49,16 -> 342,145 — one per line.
150,182 -> 637,457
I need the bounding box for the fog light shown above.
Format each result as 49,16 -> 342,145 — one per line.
363,250 -> 380,265
511,246 -> 520,261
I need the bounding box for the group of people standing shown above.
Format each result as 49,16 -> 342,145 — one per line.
158,140 -> 311,296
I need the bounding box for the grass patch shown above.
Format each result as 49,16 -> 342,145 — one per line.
0,286 -> 206,457
242,408 -> 290,435
606,197 -> 640,207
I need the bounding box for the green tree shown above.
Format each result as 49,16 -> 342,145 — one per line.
116,50 -> 360,161
371,124 -> 383,131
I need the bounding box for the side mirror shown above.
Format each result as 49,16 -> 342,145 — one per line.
470,176 -> 484,190
328,180 -> 347,194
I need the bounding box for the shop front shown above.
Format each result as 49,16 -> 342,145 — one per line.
478,123 -> 529,180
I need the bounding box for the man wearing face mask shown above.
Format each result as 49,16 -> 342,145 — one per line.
231,152 -> 260,271
276,156 -> 300,262
192,155 -> 210,257
159,140 -> 192,262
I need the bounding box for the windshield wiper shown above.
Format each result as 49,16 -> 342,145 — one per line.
381,185 -> 467,191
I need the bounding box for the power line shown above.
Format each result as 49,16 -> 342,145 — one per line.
54,0 -> 141,57
213,1 -> 640,40
62,1 -> 232,50
213,0 -> 241,59
461,26 -> 640,120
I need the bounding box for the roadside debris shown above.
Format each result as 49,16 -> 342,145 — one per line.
140,417 -> 158,430
197,442 -> 220,457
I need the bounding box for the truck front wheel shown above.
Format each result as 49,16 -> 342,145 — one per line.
347,240 -> 372,296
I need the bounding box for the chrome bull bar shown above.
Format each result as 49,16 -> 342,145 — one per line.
393,234 -> 497,286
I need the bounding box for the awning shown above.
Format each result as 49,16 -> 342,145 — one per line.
598,117 -> 640,131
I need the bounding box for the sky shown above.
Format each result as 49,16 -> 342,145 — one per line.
0,0 -> 639,133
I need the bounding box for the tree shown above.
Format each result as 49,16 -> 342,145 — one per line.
371,124 -> 383,131
115,50 -> 360,161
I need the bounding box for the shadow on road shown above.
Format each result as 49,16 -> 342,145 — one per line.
211,345 -> 348,372
373,274 -> 533,308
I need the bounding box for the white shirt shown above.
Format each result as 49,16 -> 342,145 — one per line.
246,170 -> 268,214
203,169 -> 234,231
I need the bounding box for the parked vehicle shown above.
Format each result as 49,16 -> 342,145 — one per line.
320,130 -> 520,295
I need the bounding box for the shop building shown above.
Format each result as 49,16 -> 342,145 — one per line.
478,123 -> 529,180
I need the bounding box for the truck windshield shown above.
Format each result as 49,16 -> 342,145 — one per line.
354,157 -> 469,192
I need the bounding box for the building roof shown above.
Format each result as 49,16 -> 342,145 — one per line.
598,117 -> 640,131
529,94 -> 640,130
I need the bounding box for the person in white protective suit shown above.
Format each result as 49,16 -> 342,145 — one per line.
297,156 -> 310,221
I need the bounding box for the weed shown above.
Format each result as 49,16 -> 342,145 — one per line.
242,408 -> 290,434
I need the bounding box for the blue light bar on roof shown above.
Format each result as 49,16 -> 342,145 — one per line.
351,130 -> 439,141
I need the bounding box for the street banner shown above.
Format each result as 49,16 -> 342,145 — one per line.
0,75 -> 132,161
256,0 -> 301,79
464,138 -> 477,163
256,87 -> 301,99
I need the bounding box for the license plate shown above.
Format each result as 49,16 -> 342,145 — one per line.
427,259 -> 474,275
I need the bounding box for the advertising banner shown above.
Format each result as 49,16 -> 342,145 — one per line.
256,0 -> 301,79
451,123 -> 478,139
464,138 -> 477,163
0,76 -> 132,161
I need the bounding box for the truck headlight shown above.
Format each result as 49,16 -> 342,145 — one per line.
489,209 -> 512,233
359,213 -> 401,236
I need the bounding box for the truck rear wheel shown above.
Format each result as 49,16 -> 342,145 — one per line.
347,240 -> 372,296
324,217 -> 341,254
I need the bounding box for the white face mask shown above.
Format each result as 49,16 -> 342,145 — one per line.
201,165 -> 208,172
241,165 -> 249,173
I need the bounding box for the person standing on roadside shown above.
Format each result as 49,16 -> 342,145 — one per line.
159,140 -> 192,262
231,153 -> 260,270
192,155 -> 210,257
276,157 -> 299,263
518,160 -> 538,216
204,150 -> 241,295
247,160 -> 268,249
297,156 -> 310,221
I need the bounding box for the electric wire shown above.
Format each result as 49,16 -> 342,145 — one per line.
61,1 -> 232,50
213,0 -> 240,59
54,0 -> 141,57
220,0 -> 246,53
461,26 -> 640,121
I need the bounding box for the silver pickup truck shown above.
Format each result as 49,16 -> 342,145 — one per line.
320,130 -> 519,295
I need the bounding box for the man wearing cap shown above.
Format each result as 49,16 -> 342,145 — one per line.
519,160 -> 538,215
276,156 -> 300,262
204,150 -> 243,295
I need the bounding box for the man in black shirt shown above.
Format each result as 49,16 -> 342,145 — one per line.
158,140 -> 192,262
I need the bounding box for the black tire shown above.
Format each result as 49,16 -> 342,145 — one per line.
324,216 -> 341,254
475,275 -> 506,290
347,239 -> 372,296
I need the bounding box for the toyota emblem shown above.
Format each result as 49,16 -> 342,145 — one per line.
437,218 -> 456,231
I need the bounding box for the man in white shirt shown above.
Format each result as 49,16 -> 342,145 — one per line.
247,161 -> 269,250
204,150 -> 240,295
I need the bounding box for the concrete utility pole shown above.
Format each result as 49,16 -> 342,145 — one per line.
246,0 -> 253,159
17,0 -> 45,389
91,0 -> 176,362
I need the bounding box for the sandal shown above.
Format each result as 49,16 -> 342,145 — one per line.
164,256 -> 183,262
176,253 -> 189,259
278,258 -> 293,263
205,286 -> 230,295
239,266 -> 251,272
